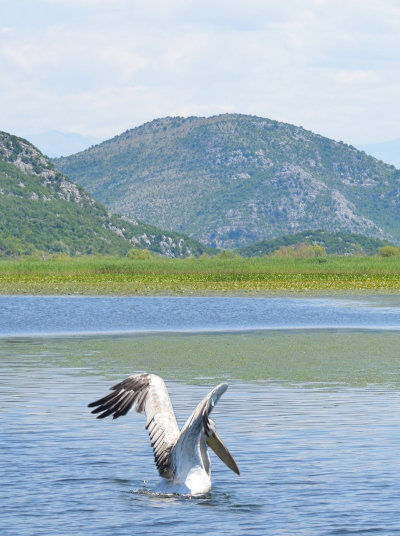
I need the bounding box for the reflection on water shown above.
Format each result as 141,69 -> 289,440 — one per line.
1,328 -> 400,535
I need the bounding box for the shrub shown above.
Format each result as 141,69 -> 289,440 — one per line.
126,248 -> 153,260
272,243 -> 327,259
50,240 -> 70,255
377,245 -> 400,257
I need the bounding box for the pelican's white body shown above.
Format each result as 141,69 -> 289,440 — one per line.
157,466 -> 211,496
158,433 -> 212,495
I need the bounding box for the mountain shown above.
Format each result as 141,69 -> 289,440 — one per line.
0,131 -> 209,257
27,130 -> 101,158
238,230 -> 390,257
358,138 -> 400,169
54,114 -> 400,249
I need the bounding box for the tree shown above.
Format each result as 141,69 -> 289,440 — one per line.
377,245 -> 400,257
272,243 -> 327,259
126,248 -> 153,260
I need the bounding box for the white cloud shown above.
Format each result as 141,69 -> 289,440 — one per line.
334,70 -> 377,84
0,0 -> 399,144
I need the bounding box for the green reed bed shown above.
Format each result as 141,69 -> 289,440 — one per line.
0,255 -> 400,294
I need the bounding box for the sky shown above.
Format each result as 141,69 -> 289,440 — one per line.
1,0 -> 400,145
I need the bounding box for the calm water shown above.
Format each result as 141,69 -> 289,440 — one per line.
2,295 -> 400,336
1,296 -> 400,535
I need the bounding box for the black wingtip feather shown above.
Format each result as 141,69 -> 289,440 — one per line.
88,391 -> 116,408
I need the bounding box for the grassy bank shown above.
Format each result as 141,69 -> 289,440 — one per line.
0,255 -> 400,294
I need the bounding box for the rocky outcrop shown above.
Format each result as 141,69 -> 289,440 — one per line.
0,131 -> 209,257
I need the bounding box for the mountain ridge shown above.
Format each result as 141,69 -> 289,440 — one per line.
0,131 -> 210,257
54,114 -> 400,248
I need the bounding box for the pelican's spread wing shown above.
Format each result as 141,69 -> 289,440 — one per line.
173,382 -> 239,476
88,373 -> 180,478
172,383 -> 228,455
185,383 -> 227,433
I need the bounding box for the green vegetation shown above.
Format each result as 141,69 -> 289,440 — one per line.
0,131 -> 210,258
239,230 -> 391,257
55,114 -> 400,249
126,248 -> 154,260
377,245 -> 400,257
271,243 -> 326,259
1,254 -> 400,294
23,330 -> 400,387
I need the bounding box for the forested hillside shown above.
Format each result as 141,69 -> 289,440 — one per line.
238,230 -> 390,257
0,131 -> 209,257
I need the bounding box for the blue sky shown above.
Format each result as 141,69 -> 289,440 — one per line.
1,0 -> 399,144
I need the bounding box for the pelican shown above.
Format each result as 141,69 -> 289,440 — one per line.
88,373 -> 240,496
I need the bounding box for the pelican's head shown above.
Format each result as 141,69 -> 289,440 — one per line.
204,418 -> 240,475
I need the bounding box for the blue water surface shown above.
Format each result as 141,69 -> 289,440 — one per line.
1,295 -> 400,535
1,295 -> 400,336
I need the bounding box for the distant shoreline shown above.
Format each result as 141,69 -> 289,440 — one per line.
1,256 -> 400,295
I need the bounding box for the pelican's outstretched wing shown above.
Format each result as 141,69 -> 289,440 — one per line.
172,383 -> 239,475
88,373 -> 180,478
171,383 -> 227,462
178,383 -> 228,438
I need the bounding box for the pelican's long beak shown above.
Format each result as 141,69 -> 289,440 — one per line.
206,430 -> 240,475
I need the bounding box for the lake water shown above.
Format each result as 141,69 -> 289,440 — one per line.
1,296 -> 400,535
